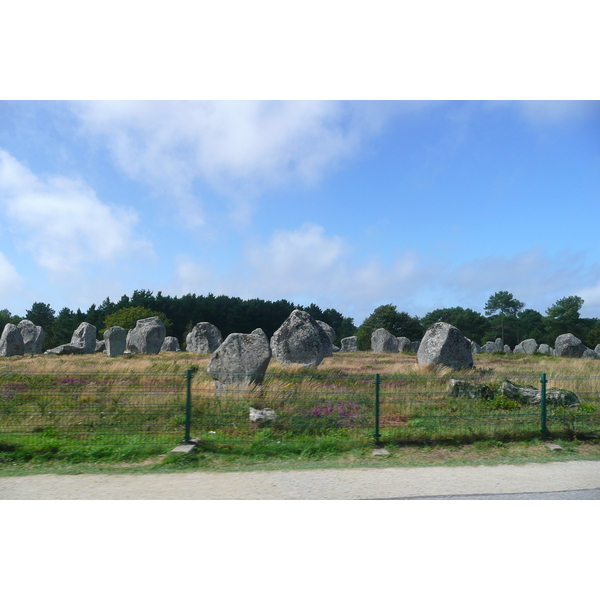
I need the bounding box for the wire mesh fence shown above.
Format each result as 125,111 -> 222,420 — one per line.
1,369 -> 599,457
0,372 -> 186,454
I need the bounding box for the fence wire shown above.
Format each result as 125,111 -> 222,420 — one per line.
1,370 -> 599,454
0,373 -> 186,450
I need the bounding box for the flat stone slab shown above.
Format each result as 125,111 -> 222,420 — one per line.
372,448 -> 390,456
545,443 -> 564,452
169,439 -> 199,455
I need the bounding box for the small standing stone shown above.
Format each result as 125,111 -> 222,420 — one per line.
104,326 -> 127,357
0,323 -> 25,357
340,336 -> 358,352
371,328 -> 399,353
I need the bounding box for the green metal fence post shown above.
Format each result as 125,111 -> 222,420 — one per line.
374,373 -> 381,446
540,372 -> 548,440
184,368 -> 194,444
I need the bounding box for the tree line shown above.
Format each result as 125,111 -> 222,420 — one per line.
354,292 -> 600,350
0,291 -> 357,351
1,289 -> 598,352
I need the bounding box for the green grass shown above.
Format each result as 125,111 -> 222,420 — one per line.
1,351 -> 600,474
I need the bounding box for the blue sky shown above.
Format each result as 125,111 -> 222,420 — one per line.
1,100 -> 598,325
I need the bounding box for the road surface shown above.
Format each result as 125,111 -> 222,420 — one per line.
1,460 -> 599,499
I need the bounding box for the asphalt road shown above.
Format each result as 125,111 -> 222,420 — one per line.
380,487 -> 600,500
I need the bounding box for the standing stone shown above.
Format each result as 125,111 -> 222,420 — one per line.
208,328 -> 271,390
481,341 -> 499,353
340,336 -> 358,352
16,320 -> 45,354
595,344 -> 600,354
185,322 -> 223,353
126,317 -> 166,354
95,340 -> 106,353
554,333 -> 587,358
582,348 -> 599,359
0,323 -> 25,357
270,310 -> 333,368
71,322 -> 97,354
538,344 -> 553,355
521,339 -> 538,354
371,328 -> 399,353
397,337 -> 411,352
471,340 -> 482,354
495,338 -> 504,352
503,344 -> 512,353
417,322 -> 473,369
409,341 -> 420,353
104,326 -> 127,357
316,321 -> 336,345
161,336 -> 180,352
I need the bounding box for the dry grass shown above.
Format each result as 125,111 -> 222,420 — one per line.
2,349 -> 599,450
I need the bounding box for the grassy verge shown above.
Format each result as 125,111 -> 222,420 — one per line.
2,437 -> 600,477
1,350 -> 599,476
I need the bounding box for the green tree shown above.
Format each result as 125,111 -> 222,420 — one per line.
51,307 -> 80,346
103,306 -> 173,335
356,304 -> 423,350
484,291 -> 525,346
25,302 -> 56,349
543,295 -> 584,341
421,307 -> 488,344
516,308 -> 550,345
0,309 -> 21,333
583,318 -> 600,349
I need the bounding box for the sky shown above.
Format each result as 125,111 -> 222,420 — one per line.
0,99 -> 599,324
1,1 -> 599,327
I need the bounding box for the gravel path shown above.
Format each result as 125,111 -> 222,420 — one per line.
2,460 -> 599,499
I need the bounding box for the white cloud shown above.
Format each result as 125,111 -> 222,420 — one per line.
166,224 -> 600,324
0,149 -> 152,275
246,223 -> 347,296
72,101 -> 403,223
0,251 -> 23,299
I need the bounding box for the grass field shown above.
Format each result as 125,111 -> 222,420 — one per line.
1,349 -> 599,473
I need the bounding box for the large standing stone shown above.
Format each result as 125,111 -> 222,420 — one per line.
417,322 -> 473,369
161,336 -> 180,352
126,317 -> 166,354
270,310 -> 333,367
0,323 -> 25,357
316,321 -> 336,345
17,320 -> 45,354
514,339 -> 538,354
371,328 -> 399,353
185,322 -> 223,353
208,328 -> 272,390
340,336 -> 358,352
104,326 -> 127,357
554,333 -> 587,358
71,322 -> 97,354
